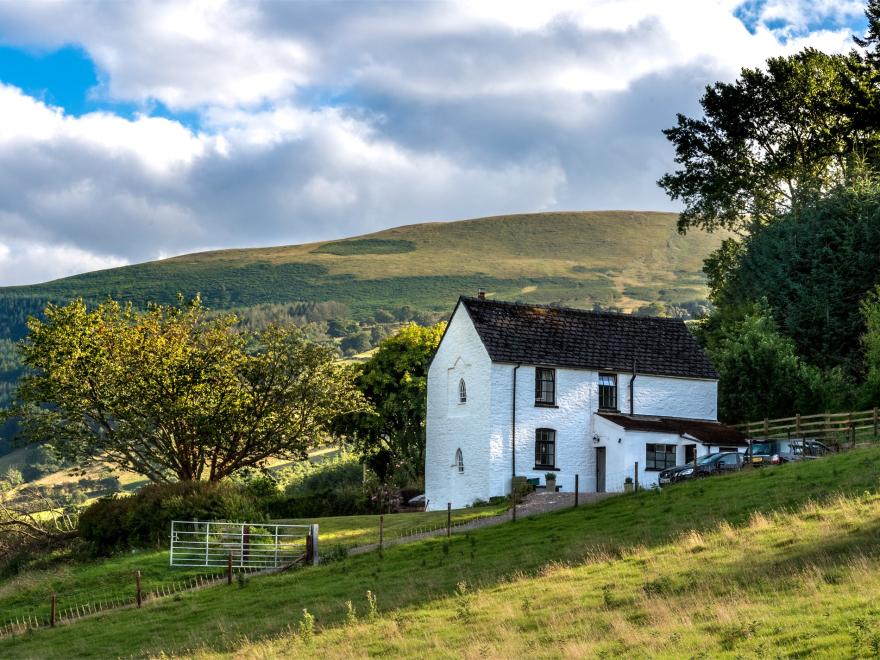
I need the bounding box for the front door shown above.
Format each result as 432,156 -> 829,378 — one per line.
596,447 -> 606,493
685,444 -> 697,465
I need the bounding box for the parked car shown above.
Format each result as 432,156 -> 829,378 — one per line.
658,452 -> 743,487
744,439 -> 835,466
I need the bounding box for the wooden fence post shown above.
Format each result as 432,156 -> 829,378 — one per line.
378,514 -> 384,557
634,462 -> 639,493
874,407 -> 878,440
796,413 -> 801,438
850,411 -> 855,448
763,417 -> 769,439
227,552 -> 233,585
135,570 -> 142,609
574,474 -> 579,508
446,502 -> 451,537
243,525 -> 251,565
50,594 -> 56,628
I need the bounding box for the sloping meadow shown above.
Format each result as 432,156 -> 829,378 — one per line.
3,447 -> 880,658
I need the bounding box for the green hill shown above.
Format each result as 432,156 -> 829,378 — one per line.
3,448 -> 880,658
0,211 -> 723,337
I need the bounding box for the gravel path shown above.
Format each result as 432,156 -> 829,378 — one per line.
345,491 -> 616,557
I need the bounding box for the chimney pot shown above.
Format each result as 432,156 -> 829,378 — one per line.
477,289 -> 486,300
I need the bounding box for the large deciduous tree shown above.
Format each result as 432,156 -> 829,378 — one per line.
8,298 -> 366,482
336,322 -> 445,484
658,48 -> 878,237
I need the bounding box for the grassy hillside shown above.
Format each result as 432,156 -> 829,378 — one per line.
3,448 -> 880,658
0,211 -> 723,336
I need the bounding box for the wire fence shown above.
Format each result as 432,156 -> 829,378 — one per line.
0,564 -> 270,640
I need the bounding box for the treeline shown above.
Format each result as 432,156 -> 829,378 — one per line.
661,1 -> 880,422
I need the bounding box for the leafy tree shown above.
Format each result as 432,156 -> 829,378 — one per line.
701,303 -> 835,422
8,298 -> 366,482
713,181 -> 880,372
860,285 -> 880,405
659,48 -> 878,236
336,322 -> 446,483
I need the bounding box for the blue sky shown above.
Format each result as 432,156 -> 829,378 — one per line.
0,0 -> 870,285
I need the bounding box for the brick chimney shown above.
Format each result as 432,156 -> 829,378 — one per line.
477,289 -> 486,300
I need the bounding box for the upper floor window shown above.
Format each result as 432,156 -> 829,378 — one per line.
535,428 -> 556,468
458,378 -> 467,403
455,448 -> 464,473
598,373 -> 617,410
535,368 -> 556,406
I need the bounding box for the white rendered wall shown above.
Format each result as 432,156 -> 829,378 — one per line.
425,306 -> 492,511
633,374 -> 717,420
488,365 -> 596,497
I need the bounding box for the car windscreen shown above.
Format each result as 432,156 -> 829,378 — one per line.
750,442 -> 774,454
696,454 -> 720,465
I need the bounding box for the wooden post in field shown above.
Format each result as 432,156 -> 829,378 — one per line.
135,570 -> 142,609
825,413 -> 831,444
378,514 -> 384,557
227,552 -> 233,585
305,531 -> 313,565
447,502 -> 451,537
574,474 -> 579,508
512,484 -> 517,523
50,594 -> 56,628
796,413 -> 801,438
634,462 -> 639,493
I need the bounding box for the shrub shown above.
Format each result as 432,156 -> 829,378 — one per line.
267,452 -> 373,517
79,481 -> 262,554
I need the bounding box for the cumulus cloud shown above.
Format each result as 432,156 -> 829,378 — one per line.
0,0 -> 869,285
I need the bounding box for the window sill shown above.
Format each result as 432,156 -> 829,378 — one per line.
535,402 -> 559,408
597,408 -> 619,413
535,466 -> 559,471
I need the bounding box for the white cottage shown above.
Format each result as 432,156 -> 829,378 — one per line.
424,295 -> 745,510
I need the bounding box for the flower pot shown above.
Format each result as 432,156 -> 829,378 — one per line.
545,478 -> 557,491
624,483 -> 634,493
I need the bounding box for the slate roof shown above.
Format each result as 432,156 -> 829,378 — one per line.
459,296 -> 718,380
596,412 -> 747,446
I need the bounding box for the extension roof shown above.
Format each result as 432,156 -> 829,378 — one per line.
458,296 -> 718,380
596,412 -> 747,446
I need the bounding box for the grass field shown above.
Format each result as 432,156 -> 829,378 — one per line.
0,505 -> 506,625
3,448 -> 880,658
279,502 -> 509,551
0,211 -> 725,331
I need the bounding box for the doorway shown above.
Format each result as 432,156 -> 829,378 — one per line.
595,447 -> 606,493
685,444 -> 697,465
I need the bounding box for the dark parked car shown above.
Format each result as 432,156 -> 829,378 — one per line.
744,439 -> 834,466
658,452 -> 743,487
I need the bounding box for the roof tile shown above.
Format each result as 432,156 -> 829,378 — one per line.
460,297 -> 718,380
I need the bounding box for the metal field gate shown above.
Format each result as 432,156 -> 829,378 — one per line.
170,521 -> 319,569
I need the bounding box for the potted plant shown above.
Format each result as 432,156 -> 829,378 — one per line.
624,476 -> 634,493
545,472 -> 557,492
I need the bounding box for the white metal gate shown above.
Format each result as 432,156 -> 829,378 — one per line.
170,521 -> 318,568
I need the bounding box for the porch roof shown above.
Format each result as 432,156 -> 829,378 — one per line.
596,412 -> 747,446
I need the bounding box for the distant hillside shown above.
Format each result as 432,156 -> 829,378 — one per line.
0,211 -> 724,338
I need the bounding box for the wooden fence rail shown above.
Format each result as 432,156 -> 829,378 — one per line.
735,407 -> 880,446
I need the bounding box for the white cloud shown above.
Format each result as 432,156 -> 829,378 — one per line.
0,0 -> 870,285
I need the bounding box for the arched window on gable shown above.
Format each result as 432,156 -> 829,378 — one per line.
455,448 -> 464,473
458,378 -> 467,403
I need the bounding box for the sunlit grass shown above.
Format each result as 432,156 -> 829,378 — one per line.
4,447 -> 880,658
